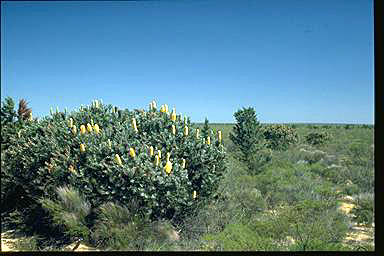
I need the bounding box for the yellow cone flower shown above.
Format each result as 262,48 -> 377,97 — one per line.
171,112 -> 176,121
80,125 -> 86,135
193,191 -> 197,199
108,139 -> 112,149
158,150 -> 161,159
93,124 -> 100,134
80,143 -> 86,152
29,112 -> 33,121
132,118 -> 138,133
196,129 -> 200,139
207,136 -> 211,145
115,154 -> 123,166
164,160 -> 172,174
72,125 -> 77,135
149,146 -> 154,156
167,152 -> 171,162
68,165 -> 76,174
155,155 -> 160,166
130,148 -> 136,158
87,123 -> 93,133
172,125 -> 176,135
184,126 -> 189,136
182,159 -> 186,169
91,118 -> 94,126
68,118 -> 73,128
218,131 -> 222,143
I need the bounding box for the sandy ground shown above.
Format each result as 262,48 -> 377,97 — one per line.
1,230 -> 98,252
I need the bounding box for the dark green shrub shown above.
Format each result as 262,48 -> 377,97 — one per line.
263,124 -> 299,151
305,131 -> 331,146
2,100 -> 226,229
229,107 -> 267,171
350,193 -> 374,225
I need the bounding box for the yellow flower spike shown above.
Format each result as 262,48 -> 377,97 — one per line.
87,123 -> 93,133
114,154 -> 123,166
166,152 -> 171,162
172,125 -> 176,135
80,125 -> 86,135
164,160 -> 172,174
93,124 -> 100,134
108,139 -> 112,149
207,136 -> 211,145
158,150 -> 162,159
171,110 -> 176,122
152,100 -> 157,109
130,148 -> 136,158
68,165 -> 76,174
165,104 -> 169,113
80,143 -> 86,152
196,129 -> 200,139
95,100 -> 99,108
182,159 -> 186,169
132,118 -> 138,133
68,118 -> 73,128
149,146 -> 154,156
91,119 -> 94,126
218,130 -> 222,143
184,126 -> 189,136
155,155 -> 160,166
29,112 -> 33,121
193,191 -> 197,199
72,125 -> 77,135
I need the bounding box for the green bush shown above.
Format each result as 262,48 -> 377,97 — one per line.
305,131 -> 331,146
263,124 -> 299,151
2,99 -> 226,229
202,223 -> 277,251
229,107 -> 268,171
350,193 -> 374,225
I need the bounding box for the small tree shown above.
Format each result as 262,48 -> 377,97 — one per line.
229,107 -> 266,169
202,117 -> 210,139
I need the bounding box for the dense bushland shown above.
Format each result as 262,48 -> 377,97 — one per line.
1,99 -> 374,251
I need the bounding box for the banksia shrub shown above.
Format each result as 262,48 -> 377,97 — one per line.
305,131 -> 331,146
262,124 -> 298,151
2,99 -> 226,225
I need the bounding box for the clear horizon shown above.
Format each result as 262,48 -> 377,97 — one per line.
1,0 -> 374,124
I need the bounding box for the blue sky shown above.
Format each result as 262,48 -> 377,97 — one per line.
1,0 -> 374,124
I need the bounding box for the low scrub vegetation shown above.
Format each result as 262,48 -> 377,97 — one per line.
1,98 -> 374,251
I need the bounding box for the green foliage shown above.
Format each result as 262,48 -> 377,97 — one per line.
201,117 -> 210,139
2,99 -> 226,234
263,124 -> 299,151
202,223 -> 277,251
350,193 -> 374,225
305,131 -> 331,146
276,200 -> 349,251
40,186 -> 91,240
229,107 -> 267,171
